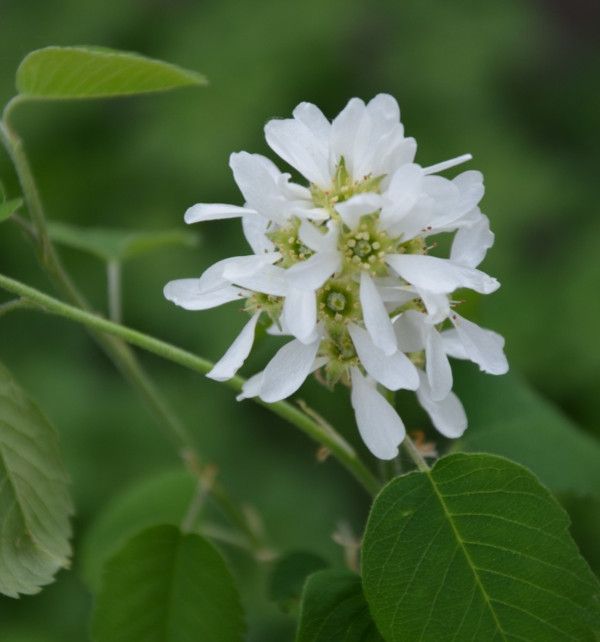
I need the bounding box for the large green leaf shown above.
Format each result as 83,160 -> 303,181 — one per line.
48,221 -> 198,262
91,525 -> 245,642
455,366 -> 600,496
0,362 -> 73,597
362,453 -> 600,641
16,46 -> 206,100
267,550 -> 328,613
296,570 -> 384,642
80,469 -> 196,589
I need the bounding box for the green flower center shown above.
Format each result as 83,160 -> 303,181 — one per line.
341,215 -> 399,277
310,157 -> 385,215
317,279 -> 359,324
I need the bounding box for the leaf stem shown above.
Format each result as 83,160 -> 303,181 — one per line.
402,434 -> 430,472
0,298 -> 32,317
106,260 -> 122,322
0,272 -> 381,495
0,111 -> 264,544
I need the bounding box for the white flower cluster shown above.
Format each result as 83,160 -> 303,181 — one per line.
165,95 -> 508,460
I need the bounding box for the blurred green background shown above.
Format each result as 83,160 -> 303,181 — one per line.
1,0 -> 599,640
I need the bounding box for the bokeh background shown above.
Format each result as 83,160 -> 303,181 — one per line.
0,0 -> 599,639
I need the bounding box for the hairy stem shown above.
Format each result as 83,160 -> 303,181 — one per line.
0,272 -> 381,495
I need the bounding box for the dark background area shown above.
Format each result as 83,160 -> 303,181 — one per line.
0,0 -> 599,639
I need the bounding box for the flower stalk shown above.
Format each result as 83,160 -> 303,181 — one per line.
0,272 -> 381,495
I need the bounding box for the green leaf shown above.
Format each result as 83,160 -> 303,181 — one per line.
48,221 -> 198,262
362,453 -> 600,641
267,550 -> 328,613
296,570 -> 384,642
0,361 -> 73,597
80,469 -> 196,589
16,46 -> 206,100
91,525 -> 245,642
0,197 -> 23,223
455,366 -> 600,496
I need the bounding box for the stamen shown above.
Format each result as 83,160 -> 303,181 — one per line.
422,153 -> 472,175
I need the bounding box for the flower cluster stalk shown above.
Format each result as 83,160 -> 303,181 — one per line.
0,110 -> 312,550
0,271 -> 381,495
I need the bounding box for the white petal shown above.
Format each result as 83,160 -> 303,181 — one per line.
335,193 -> 383,229
236,371 -> 265,401
258,339 -> 320,403
422,153 -> 472,175
242,213 -> 275,255
184,203 -> 251,224
264,118 -> 330,187
220,253 -> 281,281
386,254 -> 500,294
291,205 -> 330,222
381,137 -> 417,177
380,164 -> 423,228
419,290 -> 451,324
366,94 -> 400,127
416,371 -> 467,438
357,95 -> 404,178
285,251 -> 340,291
451,313 -> 508,375
393,310 -> 426,352
425,328 -> 453,401
348,324 -> 418,391
377,286 -> 417,306
350,368 -> 406,460
293,102 -> 331,140
360,272 -> 398,355
163,279 -> 244,310
450,214 -> 494,268
229,152 -> 291,225
299,220 -> 337,253
440,329 -> 468,359
226,263 -> 288,296
453,170 -> 484,216
422,175 -> 461,228
283,288 -> 317,344
330,98 -> 367,176
207,313 -> 260,381
197,255 -> 277,294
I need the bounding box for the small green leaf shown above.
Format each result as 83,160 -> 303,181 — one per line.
92,525 -> 245,642
267,550 -> 328,613
455,366 -> 600,496
16,46 -> 206,100
296,570 -> 384,642
80,469 -> 196,589
0,197 -> 23,223
48,221 -> 198,262
0,361 -> 73,597
362,453 -> 600,641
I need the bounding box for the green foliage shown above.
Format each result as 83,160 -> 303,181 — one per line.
362,453 -> 600,641
0,362 -> 73,597
267,550 -> 328,613
47,221 -> 198,263
15,46 -> 206,100
80,469 -> 196,589
296,570 -> 383,642
0,181 -> 23,223
91,524 -> 245,642
456,367 -> 600,496
0,197 -> 23,222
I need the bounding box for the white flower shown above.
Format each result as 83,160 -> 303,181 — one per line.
164,94 -> 508,461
